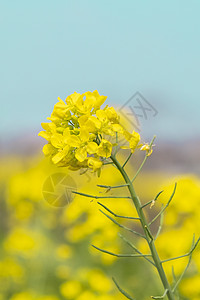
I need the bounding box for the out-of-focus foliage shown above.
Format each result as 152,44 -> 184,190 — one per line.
0,152 -> 199,299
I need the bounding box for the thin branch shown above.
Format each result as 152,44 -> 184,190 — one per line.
92,244 -> 151,258
97,183 -> 129,193
72,191 -> 131,199
154,204 -> 164,240
131,136 -> 156,183
151,289 -> 168,299
171,267 -> 180,299
172,235 -> 199,292
79,168 -> 89,175
103,161 -> 114,165
141,190 -> 164,209
162,236 -> 200,264
113,132 -> 119,157
172,257 -> 191,294
97,183 -> 130,189
171,266 -> 177,284
148,183 -> 177,226
145,225 -> 154,240
118,233 -> 155,267
112,277 -> 135,300
99,209 -> 146,239
98,202 -> 140,220
122,152 -> 132,168
131,155 -> 148,183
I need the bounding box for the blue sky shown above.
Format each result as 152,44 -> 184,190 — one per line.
1,0 -> 200,142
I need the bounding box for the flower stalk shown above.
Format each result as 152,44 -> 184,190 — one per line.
110,154 -> 176,300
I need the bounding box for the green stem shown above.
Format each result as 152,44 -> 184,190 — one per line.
131,135 -> 156,182
111,154 -> 175,300
131,154 -> 148,182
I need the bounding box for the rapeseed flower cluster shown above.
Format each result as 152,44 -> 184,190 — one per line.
39,91 -> 142,172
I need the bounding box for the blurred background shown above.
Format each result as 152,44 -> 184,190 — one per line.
0,1 -> 200,299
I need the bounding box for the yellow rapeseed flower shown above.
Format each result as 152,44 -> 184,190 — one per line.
121,130 -> 141,153
39,90 -> 142,172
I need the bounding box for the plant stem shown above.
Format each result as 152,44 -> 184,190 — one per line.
111,154 -> 175,300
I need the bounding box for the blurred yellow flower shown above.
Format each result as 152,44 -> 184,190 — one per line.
76,290 -> 96,300
179,275 -> 200,298
55,244 -> 72,259
87,269 -> 112,293
60,280 -> 82,298
0,258 -> 24,281
55,265 -> 70,279
38,296 -> 60,300
3,227 -> 45,258
10,292 -> 35,300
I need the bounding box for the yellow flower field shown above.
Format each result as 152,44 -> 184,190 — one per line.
0,148 -> 199,299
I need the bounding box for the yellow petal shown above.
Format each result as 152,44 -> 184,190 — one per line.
38,131 -> 51,141
87,142 -> 98,154
123,130 -> 132,141
92,90 -> 107,109
67,135 -> 81,147
79,127 -> 90,142
97,139 -> 112,158
105,107 -> 119,122
88,157 -> 102,171
63,128 -> 71,143
84,119 -> 96,132
83,93 -> 95,111
96,109 -> 107,122
78,115 -> 89,127
57,96 -> 65,104
88,116 -> 101,130
129,132 -> 140,153
75,147 -> 87,162
51,133 -> 63,148
41,122 -> 56,131
52,146 -> 70,164
42,144 -> 55,156
112,124 -> 123,133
